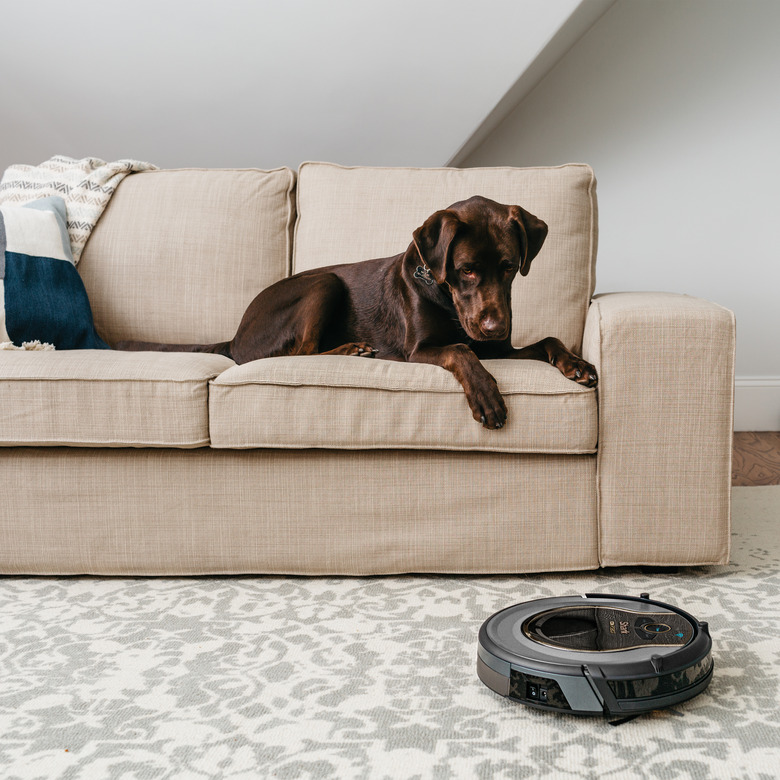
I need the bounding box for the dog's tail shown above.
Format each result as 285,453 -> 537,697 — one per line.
114,339 -> 232,358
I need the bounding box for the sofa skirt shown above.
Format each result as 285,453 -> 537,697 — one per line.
0,447 -> 598,575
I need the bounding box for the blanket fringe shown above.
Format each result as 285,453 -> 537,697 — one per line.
0,340 -> 56,351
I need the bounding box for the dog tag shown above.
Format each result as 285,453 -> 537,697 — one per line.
414,265 -> 435,285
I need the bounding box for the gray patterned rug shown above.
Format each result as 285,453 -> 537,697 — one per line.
1,486 -> 779,780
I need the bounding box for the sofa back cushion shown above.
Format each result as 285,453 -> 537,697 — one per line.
78,168 -> 295,345
293,162 -> 597,352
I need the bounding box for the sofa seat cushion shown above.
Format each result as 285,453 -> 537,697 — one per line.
208,356 -> 597,454
0,350 -> 234,447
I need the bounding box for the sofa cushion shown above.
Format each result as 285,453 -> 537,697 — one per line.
0,350 -> 234,448
78,168 -> 296,346
208,356 -> 597,454
293,162 -> 597,354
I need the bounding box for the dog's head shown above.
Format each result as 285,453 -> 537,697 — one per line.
412,196 -> 548,341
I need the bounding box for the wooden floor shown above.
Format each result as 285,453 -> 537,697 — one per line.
732,431 -> 780,486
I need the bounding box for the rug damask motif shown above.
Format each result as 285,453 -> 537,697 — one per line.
1,487 -> 779,779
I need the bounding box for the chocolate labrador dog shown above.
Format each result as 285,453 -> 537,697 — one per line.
118,195 -> 597,429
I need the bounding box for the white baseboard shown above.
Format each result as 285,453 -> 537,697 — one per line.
734,377 -> 780,431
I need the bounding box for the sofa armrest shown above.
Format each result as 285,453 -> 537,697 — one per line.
582,292 -> 735,567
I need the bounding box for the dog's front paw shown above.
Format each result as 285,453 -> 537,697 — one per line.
540,338 -> 597,387
466,376 -> 508,430
552,352 -> 598,387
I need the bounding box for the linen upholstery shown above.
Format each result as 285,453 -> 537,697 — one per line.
78,168 -> 296,346
0,163 -> 738,576
0,447 -> 598,575
208,356 -> 597,454
582,292 -> 735,567
293,162 -> 598,353
0,350 -> 234,448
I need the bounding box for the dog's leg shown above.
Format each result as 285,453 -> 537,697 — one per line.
230,272 -> 376,363
282,275 -> 377,358
503,337 -> 598,387
283,277 -> 376,358
409,344 -> 507,429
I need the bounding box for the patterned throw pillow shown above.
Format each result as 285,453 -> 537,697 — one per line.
0,196 -> 109,349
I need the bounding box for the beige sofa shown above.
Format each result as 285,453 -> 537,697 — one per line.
0,163 -> 735,575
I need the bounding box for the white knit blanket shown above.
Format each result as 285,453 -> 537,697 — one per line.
0,155 -> 157,264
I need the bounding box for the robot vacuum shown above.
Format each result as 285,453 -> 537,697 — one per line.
477,593 -> 713,718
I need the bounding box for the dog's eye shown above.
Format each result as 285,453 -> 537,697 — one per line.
460,267 -> 476,278
502,265 -> 518,275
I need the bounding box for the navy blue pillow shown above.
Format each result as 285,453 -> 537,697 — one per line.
0,197 -> 109,349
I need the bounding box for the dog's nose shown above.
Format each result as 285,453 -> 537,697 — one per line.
480,315 -> 507,338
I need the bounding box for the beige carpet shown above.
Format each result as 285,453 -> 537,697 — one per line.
0,486 -> 778,779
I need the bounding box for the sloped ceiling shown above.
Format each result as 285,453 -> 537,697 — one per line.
0,0 -> 610,172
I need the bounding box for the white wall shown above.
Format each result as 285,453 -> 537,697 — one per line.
461,0 -> 780,429
0,0 -> 580,172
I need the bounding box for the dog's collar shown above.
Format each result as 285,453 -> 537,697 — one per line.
413,264 -> 435,286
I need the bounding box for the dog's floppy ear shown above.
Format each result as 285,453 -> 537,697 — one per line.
509,206 -> 548,276
412,210 -> 462,284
